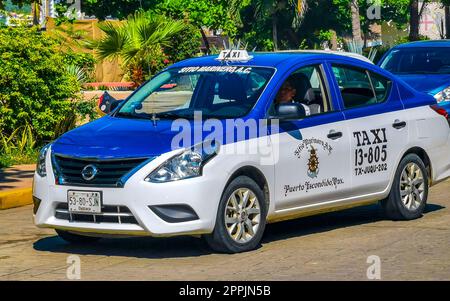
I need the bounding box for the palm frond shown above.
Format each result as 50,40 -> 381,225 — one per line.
254,0 -> 276,18
66,65 -> 89,85
290,0 -> 308,29
96,21 -> 130,61
95,12 -> 187,66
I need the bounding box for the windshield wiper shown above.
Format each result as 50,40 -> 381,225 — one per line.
114,112 -> 150,120
155,112 -> 192,119
202,114 -> 234,119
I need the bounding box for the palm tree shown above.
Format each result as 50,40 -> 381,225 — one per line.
254,0 -> 308,51
349,0 -> 363,48
93,11 -> 187,84
409,0 -> 429,41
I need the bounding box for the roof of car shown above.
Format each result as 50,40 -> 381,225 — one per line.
273,50 -> 374,64
394,40 -> 450,48
170,51 -> 374,69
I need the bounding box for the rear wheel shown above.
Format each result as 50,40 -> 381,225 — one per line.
382,154 -> 428,220
204,176 -> 267,253
56,229 -> 101,244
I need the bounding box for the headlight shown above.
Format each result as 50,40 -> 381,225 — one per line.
145,141 -> 219,183
36,144 -> 51,177
434,86 -> 450,102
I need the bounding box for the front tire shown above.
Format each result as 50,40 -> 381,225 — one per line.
382,153 -> 428,220
56,229 -> 101,244
204,176 -> 267,253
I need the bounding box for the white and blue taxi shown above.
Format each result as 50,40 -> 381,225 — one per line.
33,50 -> 450,253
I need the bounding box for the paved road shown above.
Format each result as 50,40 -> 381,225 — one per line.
1,179 -> 449,280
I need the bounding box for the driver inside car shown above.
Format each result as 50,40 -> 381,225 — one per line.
275,78 -> 311,116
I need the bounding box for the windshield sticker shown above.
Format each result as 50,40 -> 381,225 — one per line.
178,66 -> 252,74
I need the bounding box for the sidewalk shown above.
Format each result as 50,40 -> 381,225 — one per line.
0,165 -> 35,209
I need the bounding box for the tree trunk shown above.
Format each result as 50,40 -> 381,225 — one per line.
445,6 -> 450,39
199,27 -> 210,54
287,28 -> 300,47
350,0 -> 363,47
409,0 -> 420,41
272,15 -> 278,51
330,29 -> 338,50
32,1 -> 40,26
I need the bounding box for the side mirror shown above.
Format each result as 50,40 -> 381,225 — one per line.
109,99 -> 124,113
98,91 -> 124,114
271,103 -> 306,120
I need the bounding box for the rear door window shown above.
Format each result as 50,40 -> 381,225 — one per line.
331,64 -> 392,109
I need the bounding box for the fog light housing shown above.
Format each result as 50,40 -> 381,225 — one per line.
149,205 -> 199,223
33,196 -> 41,214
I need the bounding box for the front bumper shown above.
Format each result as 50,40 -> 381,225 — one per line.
33,149 -> 225,237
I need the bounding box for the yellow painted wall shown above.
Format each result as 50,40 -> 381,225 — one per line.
46,18 -> 126,83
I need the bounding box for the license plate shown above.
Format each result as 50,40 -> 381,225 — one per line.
68,190 -> 102,214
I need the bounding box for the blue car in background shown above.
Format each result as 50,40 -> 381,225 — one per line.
378,40 -> 450,114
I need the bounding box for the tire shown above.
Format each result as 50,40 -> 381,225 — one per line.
56,229 -> 101,244
381,153 -> 428,220
204,176 -> 267,253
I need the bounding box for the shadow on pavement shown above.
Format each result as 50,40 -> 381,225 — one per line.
33,203 -> 445,259
34,235 -> 213,259
0,168 -> 35,190
263,203 -> 444,243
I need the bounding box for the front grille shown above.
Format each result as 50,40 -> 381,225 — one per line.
53,155 -> 148,187
54,203 -> 139,225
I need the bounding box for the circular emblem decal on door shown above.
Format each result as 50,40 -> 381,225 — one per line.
307,146 -> 319,178
81,164 -> 98,181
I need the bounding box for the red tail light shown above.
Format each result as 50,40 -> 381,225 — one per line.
431,105 -> 449,120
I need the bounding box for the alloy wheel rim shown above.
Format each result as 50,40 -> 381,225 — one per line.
399,162 -> 425,211
224,188 -> 261,243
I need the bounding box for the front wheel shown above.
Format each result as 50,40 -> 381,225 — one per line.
204,176 -> 267,253
381,153 -> 428,220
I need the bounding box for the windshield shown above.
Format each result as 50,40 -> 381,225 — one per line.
380,47 -> 450,74
116,66 -> 275,119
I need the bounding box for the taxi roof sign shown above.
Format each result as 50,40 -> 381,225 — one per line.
216,50 -> 253,62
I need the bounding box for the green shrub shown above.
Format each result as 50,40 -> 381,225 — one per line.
0,124 -> 38,168
0,148 -> 38,168
0,26 -> 81,144
64,51 -> 96,82
164,24 -> 202,63
53,97 -> 99,138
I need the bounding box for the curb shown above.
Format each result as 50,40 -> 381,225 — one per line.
0,187 -> 33,210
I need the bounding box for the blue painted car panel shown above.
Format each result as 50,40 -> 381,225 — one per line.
391,74 -> 450,95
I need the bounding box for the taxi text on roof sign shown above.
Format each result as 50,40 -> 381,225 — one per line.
216,49 -> 253,62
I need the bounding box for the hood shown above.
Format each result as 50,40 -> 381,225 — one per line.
52,116 -> 188,158
396,74 -> 450,95
52,115 -> 267,159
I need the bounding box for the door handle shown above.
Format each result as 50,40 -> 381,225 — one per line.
392,120 -> 406,129
327,130 -> 343,140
